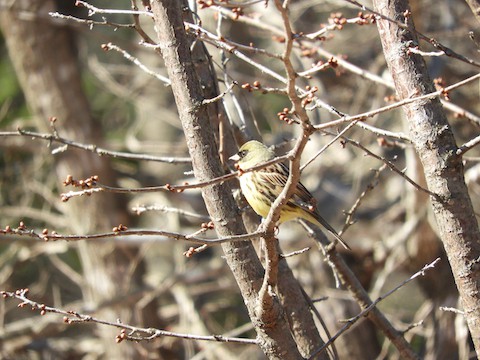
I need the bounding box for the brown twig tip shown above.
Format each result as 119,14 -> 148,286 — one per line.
43,230 -> 58,241
197,0 -> 213,10
63,175 -> 99,188
328,56 -> 339,68
201,221 -> 215,230
101,43 -> 111,51
241,83 -> 253,92
184,247 -> 196,258
63,174 -> 73,186
17,288 -> 29,296
434,77 -> 450,101
184,244 -> 209,257
112,224 -> 128,233
328,12 -> 347,30
301,94 -> 314,107
277,108 -> 295,124
356,12 -> 376,25
234,163 -> 244,175
116,330 -> 127,343
232,7 -> 243,20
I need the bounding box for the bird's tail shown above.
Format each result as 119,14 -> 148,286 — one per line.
313,214 -> 351,250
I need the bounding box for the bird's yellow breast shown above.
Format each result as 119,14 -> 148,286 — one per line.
239,172 -> 272,218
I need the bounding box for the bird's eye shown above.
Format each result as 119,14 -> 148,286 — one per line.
239,150 -> 247,158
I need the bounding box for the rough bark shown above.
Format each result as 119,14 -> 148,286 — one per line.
373,0 -> 480,356
180,2 -> 327,356
150,1 -> 311,359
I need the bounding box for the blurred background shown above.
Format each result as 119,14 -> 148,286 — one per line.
1,0 -> 479,359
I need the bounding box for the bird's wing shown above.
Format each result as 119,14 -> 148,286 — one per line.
260,163 -> 288,189
262,163 -> 318,209
263,164 -> 351,250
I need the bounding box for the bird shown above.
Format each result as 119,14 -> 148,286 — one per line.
229,140 -> 350,250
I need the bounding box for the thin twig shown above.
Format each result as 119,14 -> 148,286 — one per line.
457,133 -> 480,156
0,289 -> 258,345
202,82 -> 237,105
301,120 -> 359,171
314,46 -> 480,126
308,258 -> 440,359
59,153 -> 289,200
342,164 -> 387,233
132,204 -> 211,221
1,129 -> 190,163
75,0 -> 153,17
407,48 -> 445,57
313,72 -> 480,135
0,224 -> 263,245
49,11 -> 135,29
439,306 -> 465,315
280,247 -> 310,258
337,135 -> 437,197
102,42 -> 171,84
130,0 -> 156,45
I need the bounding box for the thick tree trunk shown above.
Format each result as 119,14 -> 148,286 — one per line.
373,0 -> 480,356
181,1 -> 327,356
150,1 -> 329,358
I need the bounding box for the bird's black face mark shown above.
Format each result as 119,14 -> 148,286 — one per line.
238,150 -> 247,159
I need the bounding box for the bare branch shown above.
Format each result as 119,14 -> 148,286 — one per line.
132,204 -> 211,221
75,1 -> 153,17
0,289 -> 258,345
101,42 -> 171,84
338,135 -> 438,197
58,155 -> 289,201
0,129 -> 190,163
342,164 -> 388,234
309,258 -> 441,359
0,223 -> 262,245
457,133 -> 480,156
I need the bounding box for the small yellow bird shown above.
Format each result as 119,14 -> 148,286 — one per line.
230,140 -> 350,250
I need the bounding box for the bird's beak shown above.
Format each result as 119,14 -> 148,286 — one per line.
229,153 -> 240,162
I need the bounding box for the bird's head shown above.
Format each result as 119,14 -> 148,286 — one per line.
229,140 -> 275,169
